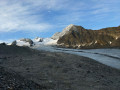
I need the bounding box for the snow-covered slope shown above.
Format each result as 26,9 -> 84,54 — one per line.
34,37 -> 43,42
8,37 -> 58,47
8,38 -> 34,47
42,38 -> 58,45
51,24 -> 77,40
16,40 -> 31,46
34,38 -> 58,45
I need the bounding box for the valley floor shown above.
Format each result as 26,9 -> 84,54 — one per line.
0,45 -> 120,90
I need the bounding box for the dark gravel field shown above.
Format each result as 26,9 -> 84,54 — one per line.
0,44 -> 120,90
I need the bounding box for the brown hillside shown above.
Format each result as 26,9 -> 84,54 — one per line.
57,25 -> 120,49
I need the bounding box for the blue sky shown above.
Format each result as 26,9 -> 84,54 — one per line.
0,0 -> 120,42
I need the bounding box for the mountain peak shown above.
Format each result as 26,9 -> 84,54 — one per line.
68,24 -> 75,27
62,24 -> 80,34
51,24 -> 77,40
64,24 -> 84,31
51,24 -> 84,40
63,24 -> 75,32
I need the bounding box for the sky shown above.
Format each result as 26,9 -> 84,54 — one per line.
0,0 -> 120,42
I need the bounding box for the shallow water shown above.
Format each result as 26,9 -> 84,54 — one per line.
33,45 -> 120,69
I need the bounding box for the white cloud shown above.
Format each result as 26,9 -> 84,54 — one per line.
0,0 -> 53,32
0,0 -> 120,33
91,0 -> 120,14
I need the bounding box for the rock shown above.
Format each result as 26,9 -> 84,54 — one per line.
34,37 -> 43,42
11,40 -> 17,46
0,43 -> 6,46
87,70 -> 91,74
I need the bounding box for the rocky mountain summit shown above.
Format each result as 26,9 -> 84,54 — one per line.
51,24 -> 79,40
57,24 -> 120,49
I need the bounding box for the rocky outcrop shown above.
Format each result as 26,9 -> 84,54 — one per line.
57,25 -> 120,49
19,38 -> 34,46
11,40 -> 17,46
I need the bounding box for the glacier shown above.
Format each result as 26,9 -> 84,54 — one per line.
33,44 -> 120,70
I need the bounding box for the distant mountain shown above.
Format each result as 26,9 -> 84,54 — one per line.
57,24 -> 120,49
9,37 -> 57,47
11,38 -> 34,46
5,24 -> 120,49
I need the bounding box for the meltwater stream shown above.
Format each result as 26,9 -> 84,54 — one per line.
33,45 -> 120,70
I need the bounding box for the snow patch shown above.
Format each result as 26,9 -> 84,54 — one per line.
43,38 -> 58,45
16,40 -> 30,46
95,41 -> 97,44
109,41 -> 112,44
116,37 -> 118,40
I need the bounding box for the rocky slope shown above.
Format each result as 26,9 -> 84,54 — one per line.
57,24 -> 120,49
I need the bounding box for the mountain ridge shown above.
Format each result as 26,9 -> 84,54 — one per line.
57,24 -> 120,49
3,24 -> 120,49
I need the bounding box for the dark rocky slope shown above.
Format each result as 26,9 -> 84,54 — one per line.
57,25 -> 120,49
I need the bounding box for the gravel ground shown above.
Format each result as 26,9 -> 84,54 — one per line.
0,66 -> 49,90
0,45 -> 120,90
